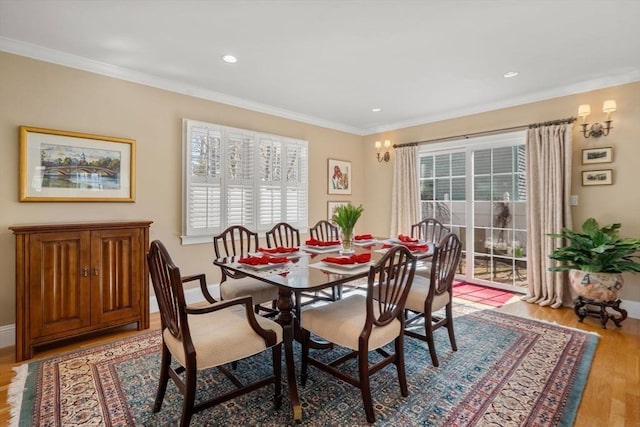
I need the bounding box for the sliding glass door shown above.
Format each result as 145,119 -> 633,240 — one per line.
418,131 -> 527,291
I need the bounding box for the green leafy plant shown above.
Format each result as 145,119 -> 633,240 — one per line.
548,217 -> 640,273
332,203 -> 364,233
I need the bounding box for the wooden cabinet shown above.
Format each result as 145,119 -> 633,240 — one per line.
10,221 -> 152,361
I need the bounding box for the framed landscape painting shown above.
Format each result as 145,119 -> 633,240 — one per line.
19,126 -> 136,202
582,147 -> 613,165
328,158 -> 351,195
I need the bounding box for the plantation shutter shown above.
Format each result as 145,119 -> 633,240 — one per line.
182,119 -> 308,244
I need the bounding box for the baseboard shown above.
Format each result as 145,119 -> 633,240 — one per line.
0,291 -> 637,349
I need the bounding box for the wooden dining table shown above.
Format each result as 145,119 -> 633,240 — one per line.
213,239 -> 434,422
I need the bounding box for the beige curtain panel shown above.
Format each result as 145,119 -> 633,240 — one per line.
390,145 -> 420,238
524,123 -> 573,309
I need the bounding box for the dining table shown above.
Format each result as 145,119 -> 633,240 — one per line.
213,237 -> 434,422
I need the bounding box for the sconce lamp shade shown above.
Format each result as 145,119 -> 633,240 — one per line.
375,140 -> 382,149
602,100 -> 617,113
578,104 -> 591,118
384,139 -> 391,149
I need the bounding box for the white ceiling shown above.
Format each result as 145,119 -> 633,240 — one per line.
1,0 -> 639,135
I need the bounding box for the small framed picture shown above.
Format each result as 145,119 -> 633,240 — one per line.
327,201 -> 349,221
328,158 -> 351,195
582,169 -> 613,186
582,147 -> 613,164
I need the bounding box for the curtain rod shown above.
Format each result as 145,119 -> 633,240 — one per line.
392,116 -> 576,148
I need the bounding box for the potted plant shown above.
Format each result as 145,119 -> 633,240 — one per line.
332,203 -> 364,255
548,217 -> 640,301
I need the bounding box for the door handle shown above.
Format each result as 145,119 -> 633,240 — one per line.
82,267 -> 89,277
92,267 -> 99,276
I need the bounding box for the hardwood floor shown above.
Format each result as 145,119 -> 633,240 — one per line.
0,300 -> 637,426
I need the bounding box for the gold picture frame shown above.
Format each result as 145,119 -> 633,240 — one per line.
582,147 -> 613,165
19,126 -> 136,202
582,169 -> 613,186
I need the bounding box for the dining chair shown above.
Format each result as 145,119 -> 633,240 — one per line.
307,219 -> 342,301
299,245 -> 418,423
213,225 -> 279,316
411,218 -> 449,243
265,222 -> 300,248
404,232 -> 462,367
309,219 -> 339,241
147,240 -> 282,426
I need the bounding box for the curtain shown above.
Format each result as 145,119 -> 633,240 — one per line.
524,123 -> 573,308
390,145 -> 420,237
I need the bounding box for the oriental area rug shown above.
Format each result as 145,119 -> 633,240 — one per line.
9,309 -> 598,426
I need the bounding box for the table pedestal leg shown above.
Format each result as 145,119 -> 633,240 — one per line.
276,288 -> 302,422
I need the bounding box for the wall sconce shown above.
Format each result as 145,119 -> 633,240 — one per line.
578,100 -> 616,138
375,139 -> 391,162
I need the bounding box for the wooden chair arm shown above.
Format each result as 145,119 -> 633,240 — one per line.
181,273 -> 217,303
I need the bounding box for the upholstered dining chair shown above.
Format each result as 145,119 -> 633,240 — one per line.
266,222 -> 300,249
411,218 -> 449,243
147,240 -> 282,427
309,219 -> 339,241
213,225 -> 279,316
299,245 -> 418,423
404,232 -> 462,367
307,219 -> 344,301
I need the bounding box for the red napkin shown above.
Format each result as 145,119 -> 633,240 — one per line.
259,246 -> 299,254
305,238 -> 341,247
354,234 -> 374,240
238,255 -> 288,265
398,234 -> 418,243
323,253 -> 371,265
382,242 -> 428,252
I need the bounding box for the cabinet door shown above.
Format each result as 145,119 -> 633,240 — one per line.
29,231 -> 92,339
90,228 -> 143,325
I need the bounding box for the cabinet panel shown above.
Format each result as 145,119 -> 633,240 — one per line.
30,231 -> 92,339
91,228 -> 143,325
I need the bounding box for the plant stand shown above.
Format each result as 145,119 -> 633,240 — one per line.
573,296 -> 628,329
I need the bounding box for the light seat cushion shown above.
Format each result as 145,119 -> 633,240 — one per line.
404,275 -> 450,313
301,294 -> 401,351
220,277 -> 278,305
163,304 -> 282,370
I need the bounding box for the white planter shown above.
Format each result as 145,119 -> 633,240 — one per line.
568,269 -> 624,301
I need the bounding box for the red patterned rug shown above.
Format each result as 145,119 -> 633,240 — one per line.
453,281 -> 519,307
9,310 -> 597,426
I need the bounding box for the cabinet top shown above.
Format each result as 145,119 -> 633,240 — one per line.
9,220 -> 153,234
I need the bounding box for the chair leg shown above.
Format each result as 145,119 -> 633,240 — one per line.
272,343 -> 283,409
295,292 -> 302,321
446,304 -> 457,352
358,350 -> 375,423
180,362 -> 197,427
424,311 -> 439,367
153,344 -> 172,412
394,336 -> 409,397
300,329 -> 311,386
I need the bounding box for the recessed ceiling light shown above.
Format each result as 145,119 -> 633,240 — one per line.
222,55 -> 238,64
503,71 -> 518,78
371,107 -> 382,112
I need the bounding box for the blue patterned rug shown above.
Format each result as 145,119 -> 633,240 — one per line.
11,309 -> 597,426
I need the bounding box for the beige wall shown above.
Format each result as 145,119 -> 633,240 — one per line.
0,52 -> 364,327
1,51 -> 638,329
363,81 -> 640,305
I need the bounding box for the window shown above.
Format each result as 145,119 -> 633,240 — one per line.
418,131 -> 527,290
182,119 -> 308,245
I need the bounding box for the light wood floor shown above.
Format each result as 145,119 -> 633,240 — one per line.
0,300 -> 637,426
